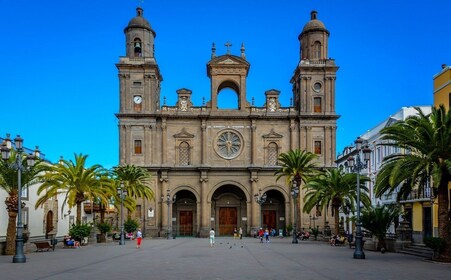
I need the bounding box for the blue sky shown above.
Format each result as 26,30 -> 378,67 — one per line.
1,0 -> 450,168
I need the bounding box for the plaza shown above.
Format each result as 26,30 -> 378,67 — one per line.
0,238 -> 448,280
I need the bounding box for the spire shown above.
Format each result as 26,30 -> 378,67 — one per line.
136,6 -> 143,17
240,43 -> 246,59
310,10 -> 317,20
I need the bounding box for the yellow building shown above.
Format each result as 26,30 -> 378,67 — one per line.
403,65 -> 450,242
433,64 -> 450,110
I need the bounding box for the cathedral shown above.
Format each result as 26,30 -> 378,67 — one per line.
116,7 -> 339,237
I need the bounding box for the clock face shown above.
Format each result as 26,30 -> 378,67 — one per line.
133,96 -> 143,104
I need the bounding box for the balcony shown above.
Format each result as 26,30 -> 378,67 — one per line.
83,202 -> 100,214
399,188 -> 433,203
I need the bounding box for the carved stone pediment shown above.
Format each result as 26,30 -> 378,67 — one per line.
173,128 -> 195,138
218,58 -> 239,65
262,129 -> 283,139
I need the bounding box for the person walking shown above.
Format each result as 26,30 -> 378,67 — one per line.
136,228 -> 143,249
233,228 -> 238,239
239,227 -> 243,239
209,228 -> 215,247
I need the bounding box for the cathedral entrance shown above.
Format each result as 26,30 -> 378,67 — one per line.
212,185 -> 247,236
261,189 -> 286,233
219,207 -> 237,235
263,210 -> 277,230
179,211 -> 193,236
173,190 -> 197,237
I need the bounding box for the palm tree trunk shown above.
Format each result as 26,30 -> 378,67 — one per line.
334,207 -> 340,235
5,211 -> 17,255
76,202 -> 82,224
437,173 -> 450,260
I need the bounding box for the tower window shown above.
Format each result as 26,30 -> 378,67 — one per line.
313,41 -> 321,60
267,142 -> 278,166
314,97 -> 322,112
179,142 -> 190,166
134,140 -> 142,154
314,141 -> 322,155
134,38 -> 142,57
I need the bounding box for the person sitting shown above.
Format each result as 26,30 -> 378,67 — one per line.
301,231 -> 310,240
64,235 -> 80,248
330,234 -> 338,246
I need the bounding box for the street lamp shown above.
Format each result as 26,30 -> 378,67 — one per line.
254,189 -> 267,230
1,135 -> 37,263
162,189 -> 176,239
117,182 -> 127,245
291,181 -> 299,244
346,137 -> 371,259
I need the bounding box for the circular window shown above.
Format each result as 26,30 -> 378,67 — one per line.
313,82 -> 322,92
215,130 -> 243,159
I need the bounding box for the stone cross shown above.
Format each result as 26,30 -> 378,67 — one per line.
225,41 -> 232,54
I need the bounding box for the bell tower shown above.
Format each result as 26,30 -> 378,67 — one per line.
117,7 -> 162,115
290,11 -> 339,166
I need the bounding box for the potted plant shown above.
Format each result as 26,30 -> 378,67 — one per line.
97,222 -> 112,243
310,226 -> 320,240
69,224 -> 91,244
124,218 -> 139,237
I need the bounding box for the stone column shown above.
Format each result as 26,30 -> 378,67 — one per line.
144,125 -> 151,165
200,173 -> 210,237
251,119 -> 256,165
250,177 -> 259,234
160,174 -> 169,236
125,125 -> 131,163
289,119 -> 296,150
306,126 -> 312,153
161,118 -> 167,165
201,119 -> 207,165
119,125 -> 126,164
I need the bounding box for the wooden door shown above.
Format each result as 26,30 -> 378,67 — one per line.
219,207 -> 237,235
263,210 -> 276,230
179,211 -> 193,236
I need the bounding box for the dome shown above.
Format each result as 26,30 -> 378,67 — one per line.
125,7 -> 154,33
301,11 -> 329,36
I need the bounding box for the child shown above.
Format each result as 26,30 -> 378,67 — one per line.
136,228 -> 143,248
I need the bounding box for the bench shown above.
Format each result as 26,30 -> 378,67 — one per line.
34,241 -> 53,252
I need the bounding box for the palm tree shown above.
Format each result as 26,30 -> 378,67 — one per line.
0,149 -> 43,255
275,149 -> 318,232
303,167 -> 371,235
375,105 -> 451,260
361,204 -> 400,252
111,164 -> 154,214
36,153 -> 110,224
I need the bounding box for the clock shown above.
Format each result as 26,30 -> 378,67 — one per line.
133,96 -> 143,104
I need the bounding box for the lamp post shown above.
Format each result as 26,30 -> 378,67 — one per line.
346,137 -> 371,259
254,189 -> 267,230
1,135 -> 37,263
117,182 -> 127,245
291,181 -> 299,244
162,189 -> 176,239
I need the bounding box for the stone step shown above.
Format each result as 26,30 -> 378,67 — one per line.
399,244 -> 433,258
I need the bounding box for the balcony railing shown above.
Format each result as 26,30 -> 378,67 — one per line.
399,188 -> 433,203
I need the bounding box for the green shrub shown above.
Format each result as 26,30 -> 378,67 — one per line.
124,218 -> 139,233
424,237 -> 447,253
69,224 -> 91,240
286,224 -> 293,234
97,222 -> 112,234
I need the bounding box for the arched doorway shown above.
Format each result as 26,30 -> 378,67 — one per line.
211,185 -> 247,236
45,211 -> 54,239
261,190 -> 286,234
173,190 -> 197,237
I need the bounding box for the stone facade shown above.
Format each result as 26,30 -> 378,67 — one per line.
116,8 -> 339,237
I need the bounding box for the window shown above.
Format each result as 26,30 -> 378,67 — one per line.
134,140 -> 142,154
134,38 -> 142,57
313,41 -> 321,59
267,142 -> 278,166
314,141 -> 322,155
179,141 -> 190,165
314,97 -> 322,112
